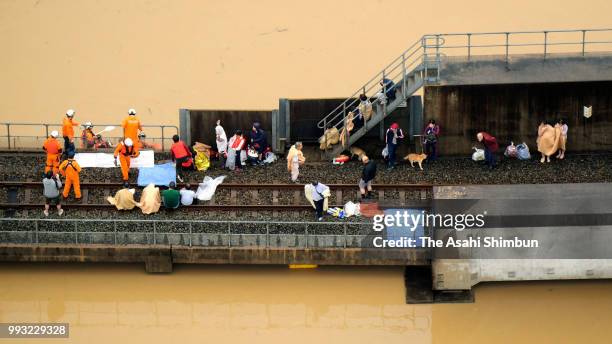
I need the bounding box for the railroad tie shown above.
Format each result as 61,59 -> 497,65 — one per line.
293,190 -> 300,205
24,179 -> 33,203
81,188 -> 89,204
399,190 -> 406,206
336,190 -> 343,206
272,190 -> 279,218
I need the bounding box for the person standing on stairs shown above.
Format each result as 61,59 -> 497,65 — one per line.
385,122 -> 404,169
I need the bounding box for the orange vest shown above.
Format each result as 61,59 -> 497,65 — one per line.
59,159 -> 81,177
170,141 -> 190,159
114,142 -> 139,157
121,116 -> 142,139
43,137 -> 61,154
62,118 -> 79,138
230,135 -> 245,149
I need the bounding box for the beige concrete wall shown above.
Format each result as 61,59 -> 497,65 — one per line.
0,0 -> 610,127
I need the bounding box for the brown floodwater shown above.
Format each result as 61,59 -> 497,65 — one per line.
0,263 -> 611,343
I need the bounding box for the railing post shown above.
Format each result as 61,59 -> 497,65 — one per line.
582,30 -> 586,56
153,222 -> 157,245
323,118 -> 327,152
6,124 -> 11,150
381,71 -> 387,115
543,31 -> 548,59
35,220 -> 39,244
74,221 -> 78,244
266,223 -> 269,248
467,33 -> 471,60
114,221 -> 117,245
228,223 -> 231,247
189,223 -> 192,247
505,32 -> 510,66
423,37 -> 428,83
161,126 -> 165,152
44,124 -> 49,139
343,223 -> 347,248
401,53 -> 407,99
305,224 -> 308,248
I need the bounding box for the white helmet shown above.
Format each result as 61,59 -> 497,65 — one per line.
50,130 -> 59,138
124,138 -> 133,147
66,109 -> 75,117
84,122 -> 92,128
128,108 -> 137,115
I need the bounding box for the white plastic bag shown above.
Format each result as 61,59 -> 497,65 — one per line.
382,146 -> 388,158
263,152 -> 277,164
225,148 -> 236,170
516,142 -> 531,160
195,176 -> 226,201
344,201 -> 360,217
472,147 -> 485,161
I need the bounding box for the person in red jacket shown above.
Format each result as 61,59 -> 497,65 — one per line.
170,135 -> 194,182
477,132 -> 499,169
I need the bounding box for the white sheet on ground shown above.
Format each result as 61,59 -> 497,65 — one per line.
195,176 -> 226,201
74,150 -> 154,168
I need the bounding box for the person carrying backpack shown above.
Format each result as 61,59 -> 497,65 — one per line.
59,152 -> 82,199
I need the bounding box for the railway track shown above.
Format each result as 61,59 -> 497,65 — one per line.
0,181 -> 433,211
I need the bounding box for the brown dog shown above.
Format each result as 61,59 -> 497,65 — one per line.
404,153 -> 427,170
349,146 -> 367,161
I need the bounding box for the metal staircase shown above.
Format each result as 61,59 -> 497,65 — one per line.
317,35 -> 444,157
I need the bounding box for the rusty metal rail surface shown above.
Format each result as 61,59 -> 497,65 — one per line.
0,181 -> 433,211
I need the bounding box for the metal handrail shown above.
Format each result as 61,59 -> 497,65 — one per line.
316,29 -> 612,134
0,218 -> 375,248
0,122 -> 179,151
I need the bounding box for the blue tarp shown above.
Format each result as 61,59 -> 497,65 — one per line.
137,163 -> 176,187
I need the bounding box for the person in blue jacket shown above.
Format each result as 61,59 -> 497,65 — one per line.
380,78 -> 397,103
250,121 -> 267,161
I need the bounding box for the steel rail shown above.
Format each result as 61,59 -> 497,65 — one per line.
0,181 -> 434,190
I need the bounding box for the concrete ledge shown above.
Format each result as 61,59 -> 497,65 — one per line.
0,244 -> 430,272
437,52 -> 612,86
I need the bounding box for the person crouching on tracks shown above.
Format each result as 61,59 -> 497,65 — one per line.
107,182 -> 137,210
59,152 -> 82,199
43,130 -> 62,174
286,142 -> 305,182
162,182 -> 181,210
180,183 -> 196,206
306,181 -> 330,221
170,135 -> 195,183
228,130 -> 246,171
42,171 -> 63,216
360,155 -> 376,200
114,138 -> 139,182
81,122 -> 95,149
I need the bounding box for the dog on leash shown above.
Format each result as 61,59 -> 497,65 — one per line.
404,153 -> 428,170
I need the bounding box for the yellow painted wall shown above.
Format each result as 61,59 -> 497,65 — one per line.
0,0 -> 610,126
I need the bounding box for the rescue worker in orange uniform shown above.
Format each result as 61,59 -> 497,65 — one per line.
62,109 -> 80,151
114,138 -> 140,181
59,152 -> 82,199
170,135 -> 194,182
121,109 -> 142,146
42,130 -> 62,174
81,122 -> 96,149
